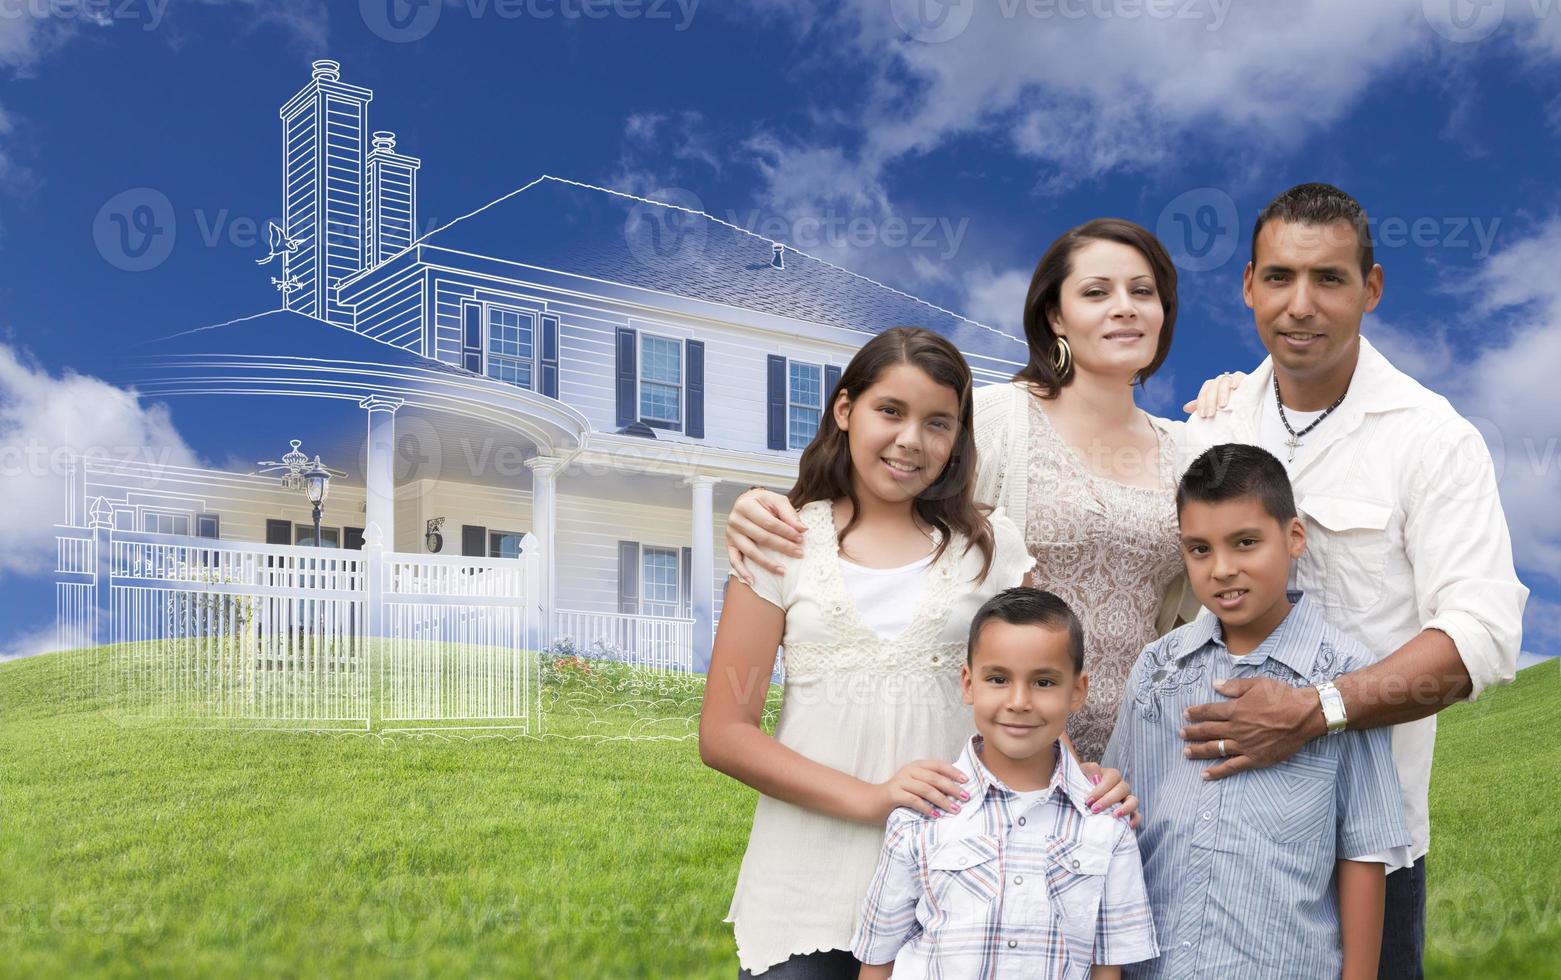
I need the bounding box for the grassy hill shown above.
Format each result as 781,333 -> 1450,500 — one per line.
1,650 -> 1556,978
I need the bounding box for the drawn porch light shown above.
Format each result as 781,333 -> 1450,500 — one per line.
255,440 -> 345,547
255,220 -> 305,297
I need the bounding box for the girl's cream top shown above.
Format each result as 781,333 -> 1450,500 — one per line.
723,499 -> 1034,975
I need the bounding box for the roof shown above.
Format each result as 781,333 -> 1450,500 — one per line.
138,309 -> 465,375
412,176 -> 1029,366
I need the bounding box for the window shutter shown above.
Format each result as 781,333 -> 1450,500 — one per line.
616,328 -> 638,428
680,546 -> 692,617
767,355 -> 787,450
265,519 -> 292,545
462,302 -> 483,374
617,541 -> 641,614
344,526 -> 365,551
685,340 -> 705,438
824,364 -> 842,411
540,314 -> 560,398
462,524 -> 486,557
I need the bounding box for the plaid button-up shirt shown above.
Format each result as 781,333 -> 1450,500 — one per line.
850,735 -> 1158,979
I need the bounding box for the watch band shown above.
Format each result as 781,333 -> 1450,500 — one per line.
1315,681 -> 1348,735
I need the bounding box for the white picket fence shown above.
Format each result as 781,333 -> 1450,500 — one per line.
553,608 -> 694,674
54,520 -> 699,731
55,523 -> 541,732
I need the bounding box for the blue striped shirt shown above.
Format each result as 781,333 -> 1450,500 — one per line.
851,735 -> 1158,978
1102,592 -> 1409,980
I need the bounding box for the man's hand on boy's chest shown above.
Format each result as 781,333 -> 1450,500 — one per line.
1178,676 -> 1324,780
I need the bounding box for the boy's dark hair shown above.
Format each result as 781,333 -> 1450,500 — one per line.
789,326 -> 994,583
1251,182 -> 1375,282
966,587 -> 1085,673
1176,444 -> 1297,525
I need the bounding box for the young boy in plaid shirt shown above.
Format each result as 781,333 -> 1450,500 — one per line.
850,588 -> 1158,979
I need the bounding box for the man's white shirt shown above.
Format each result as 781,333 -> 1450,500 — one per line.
1182,336 -> 1529,860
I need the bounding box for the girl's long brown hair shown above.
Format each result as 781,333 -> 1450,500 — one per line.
788,326 -> 995,583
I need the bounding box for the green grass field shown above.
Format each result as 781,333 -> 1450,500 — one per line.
1,650 -> 1556,978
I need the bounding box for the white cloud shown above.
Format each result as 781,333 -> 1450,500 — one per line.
961,265 -> 1031,337
1366,218 -> 1561,583
0,343 -> 204,577
0,620 -> 63,662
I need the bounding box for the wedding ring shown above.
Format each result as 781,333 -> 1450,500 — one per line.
1217,739 -> 1228,758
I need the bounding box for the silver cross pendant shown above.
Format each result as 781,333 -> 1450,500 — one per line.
1286,433 -> 1302,462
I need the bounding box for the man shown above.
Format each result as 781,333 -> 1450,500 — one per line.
1179,182 -> 1529,979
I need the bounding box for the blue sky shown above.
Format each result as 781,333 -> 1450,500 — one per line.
0,0 -> 1557,665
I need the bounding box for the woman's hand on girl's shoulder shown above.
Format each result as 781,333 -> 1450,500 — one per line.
725,488 -> 806,586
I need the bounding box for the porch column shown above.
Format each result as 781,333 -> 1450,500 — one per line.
525,454 -> 560,648
359,395 -> 404,553
687,475 -> 719,673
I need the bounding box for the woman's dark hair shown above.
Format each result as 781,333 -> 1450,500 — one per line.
1017,217 -> 1178,397
789,326 -> 995,583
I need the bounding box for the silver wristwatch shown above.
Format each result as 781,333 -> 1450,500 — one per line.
1315,681 -> 1348,735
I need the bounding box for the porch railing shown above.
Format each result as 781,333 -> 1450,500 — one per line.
553,608 -> 694,674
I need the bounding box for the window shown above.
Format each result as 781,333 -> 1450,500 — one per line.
140,511 -> 191,535
788,361 -> 824,450
486,306 -> 535,389
294,525 -> 341,548
639,334 -> 682,428
195,514 -> 220,539
489,530 -> 526,559
641,546 -> 680,618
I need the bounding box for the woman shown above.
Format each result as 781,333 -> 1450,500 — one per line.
726,218 -> 1242,762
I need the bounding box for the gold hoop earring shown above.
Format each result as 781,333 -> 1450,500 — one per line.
1051,336 -> 1073,378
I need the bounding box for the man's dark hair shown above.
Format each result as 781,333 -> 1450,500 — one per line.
1251,182 -> 1374,281
966,587 -> 1085,673
1176,444 -> 1297,525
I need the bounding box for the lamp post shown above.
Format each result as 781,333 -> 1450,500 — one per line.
256,440 -> 343,547
303,457 -> 331,547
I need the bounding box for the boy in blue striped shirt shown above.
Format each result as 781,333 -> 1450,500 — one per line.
1103,444 -> 1409,980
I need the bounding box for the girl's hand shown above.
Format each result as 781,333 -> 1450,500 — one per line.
1079,762 -> 1141,829
1181,370 -> 1247,419
874,759 -> 972,822
725,488 -> 806,586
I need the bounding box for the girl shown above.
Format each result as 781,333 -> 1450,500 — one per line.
699,328 -> 1126,979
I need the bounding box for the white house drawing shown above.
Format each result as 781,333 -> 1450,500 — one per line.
54,60 -> 1027,731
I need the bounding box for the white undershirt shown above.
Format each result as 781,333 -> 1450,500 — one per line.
837,552 -> 934,640
1259,392 -> 1329,470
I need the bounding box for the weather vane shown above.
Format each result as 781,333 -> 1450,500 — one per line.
255,220 -> 304,296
